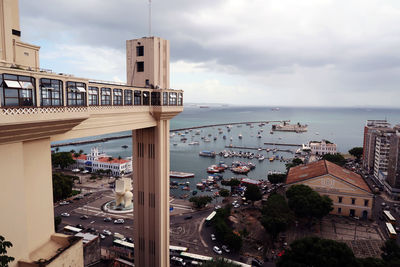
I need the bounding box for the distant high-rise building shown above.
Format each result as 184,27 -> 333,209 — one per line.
385,126 -> 400,199
362,120 -> 391,173
373,128 -> 395,184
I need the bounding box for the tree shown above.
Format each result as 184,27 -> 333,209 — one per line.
52,173 -> 74,202
108,157 -> 113,162
349,147 -> 363,161
381,239 -> 400,266
260,194 -> 292,241
212,205 -> 243,252
78,149 -> 84,155
201,258 -> 240,267
219,188 -> 230,198
322,153 -> 346,166
285,158 -> 303,172
268,173 -> 287,184
0,235 -> 14,267
55,147 -> 59,152
221,179 -> 241,192
51,152 -> 75,170
189,196 -> 213,209
244,184 -> 262,204
286,184 -> 333,221
277,237 -> 358,267
54,216 -> 62,231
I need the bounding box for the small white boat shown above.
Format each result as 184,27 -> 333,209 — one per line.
238,134 -> 243,139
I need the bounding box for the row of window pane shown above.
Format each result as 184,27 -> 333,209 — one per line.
1,74 -> 182,107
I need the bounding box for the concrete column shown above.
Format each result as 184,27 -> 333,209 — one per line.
133,119 -> 170,267
0,138 -> 54,266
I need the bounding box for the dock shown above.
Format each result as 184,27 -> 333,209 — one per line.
170,171 -> 195,179
264,142 -> 302,147
225,146 -> 293,153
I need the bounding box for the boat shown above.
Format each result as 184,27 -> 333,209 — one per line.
269,157 -> 275,162
259,155 -> 265,161
121,145 -> 128,149
257,134 -> 262,138
188,141 -> 200,145
204,138 -> 211,142
196,183 -> 205,189
207,166 -> 220,174
238,134 -> 243,139
231,165 -> 250,174
223,135 -> 226,140
170,171 -> 195,179
199,151 -> 216,157
173,143 -> 178,146
182,186 -> 190,191
213,137 -> 217,141
192,190 -> 198,195
270,131 -> 273,134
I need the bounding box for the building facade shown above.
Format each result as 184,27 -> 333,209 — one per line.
384,126 -> 400,199
362,120 -> 391,173
309,140 -> 337,155
0,1 -> 182,266
286,160 -> 374,219
71,147 -> 132,177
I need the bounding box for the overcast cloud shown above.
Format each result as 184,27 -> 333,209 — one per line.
20,0 -> 400,107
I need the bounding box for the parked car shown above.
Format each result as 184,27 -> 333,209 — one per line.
184,215 -> 193,220
114,219 -> 124,224
76,224 -> 84,230
211,234 -> 216,241
171,256 -> 186,266
61,212 -> 70,217
99,234 -> 105,239
103,230 -> 112,236
80,215 -> 89,220
127,237 -> 134,243
213,246 -> 222,255
222,245 -> 230,253
103,217 -> 112,222
59,201 -> 69,205
215,205 -> 222,210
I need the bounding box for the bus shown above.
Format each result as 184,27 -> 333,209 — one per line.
113,239 -> 134,251
63,225 -> 82,234
205,211 -> 217,226
383,210 -> 396,225
386,222 -> 397,239
180,252 -> 213,262
169,245 -> 188,253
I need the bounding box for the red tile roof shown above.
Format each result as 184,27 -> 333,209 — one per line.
72,154 -> 87,160
97,157 -> 129,164
286,160 -> 371,193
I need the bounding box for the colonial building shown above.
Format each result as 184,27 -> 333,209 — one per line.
309,140 -> 337,155
286,160 -> 374,219
71,147 -> 132,176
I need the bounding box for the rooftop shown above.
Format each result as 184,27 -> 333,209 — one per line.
286,160 -> 371,193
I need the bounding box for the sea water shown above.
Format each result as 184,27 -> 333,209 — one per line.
56,105 -> 400,197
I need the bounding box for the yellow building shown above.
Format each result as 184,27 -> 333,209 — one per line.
0,0 -> 182,266
286,160 -> 374,219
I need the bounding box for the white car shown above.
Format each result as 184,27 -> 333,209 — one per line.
99,234 -> 105,239
213,246 -> 222,255
114,219 -> 124,224
222,245 -> 230,253
61,212 -> 70,217
211,234 -> 216,241
103,229 -> 112,236
59,201 -> 69,205
171,256 -> 186,266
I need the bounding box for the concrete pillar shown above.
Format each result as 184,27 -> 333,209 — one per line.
133,119 -> 170,267
0,138 -> 54,266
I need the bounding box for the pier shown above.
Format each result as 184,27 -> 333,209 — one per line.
51,120 -> 290,148
264,142 -> 302,147
225,146 -> 294,153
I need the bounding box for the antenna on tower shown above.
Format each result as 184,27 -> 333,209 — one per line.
148,0 -> 152,37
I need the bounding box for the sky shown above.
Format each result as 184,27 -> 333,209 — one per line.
19,0 -> 400,108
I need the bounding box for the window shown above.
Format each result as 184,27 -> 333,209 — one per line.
12,29 -> 21,37
124,90 -> 133,105
88,87 -> 99,106
151,92 -> 160,106
101,88 -> 111,105
113,89 -> 123,105
40,78 -> 63,106
146,79 -> 150,86
169,92 -> 177,105
338,207 -> 342,214
1,74 -> 36,106
351,198 -> 356,205
136,46 -> 144,57
338,196 -> 343,203
178,93 -> 183,106
143,91 -> 150,105
67,81 -> 86,106
364,200 -> 369,206
137,62 -> 144,72
134,90 -> 141,105
163,92 -> 168,105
